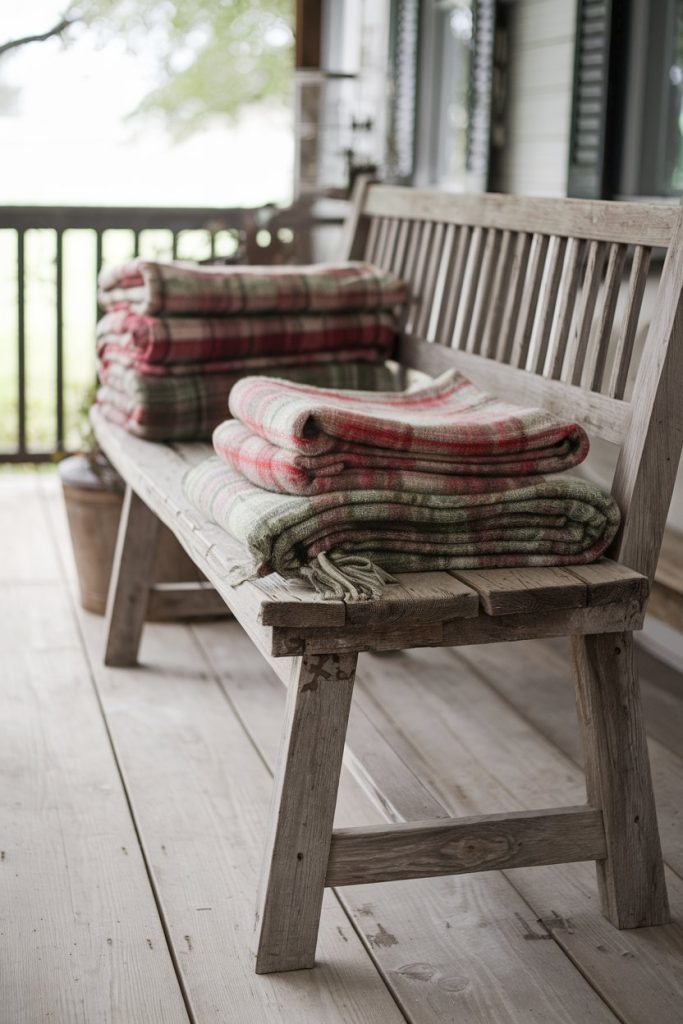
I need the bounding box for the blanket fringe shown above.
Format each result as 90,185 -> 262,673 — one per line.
299,551 -> 397,602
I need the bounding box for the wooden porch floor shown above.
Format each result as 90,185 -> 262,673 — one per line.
3,472 -> 683,1024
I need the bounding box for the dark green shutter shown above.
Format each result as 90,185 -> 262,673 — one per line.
567,0 -> 630,198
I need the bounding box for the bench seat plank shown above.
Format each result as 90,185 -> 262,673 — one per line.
452,561 -> 648,616
452,566 -> 588,615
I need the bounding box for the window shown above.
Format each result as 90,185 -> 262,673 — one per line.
568,0 -> 683,200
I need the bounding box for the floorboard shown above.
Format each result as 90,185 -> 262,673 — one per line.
461,638 -> 683,880
355,644 -> 683,1024
0,480 -> 189,1024
43,472 -> 407,1024
195,619 -> 622,1024
16,471 -> 682,1024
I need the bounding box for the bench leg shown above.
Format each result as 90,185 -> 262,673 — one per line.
571,631 -> 670,928
104,486 -> 160,667
254,651 -> 358,973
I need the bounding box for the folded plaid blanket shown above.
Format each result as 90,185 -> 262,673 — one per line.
98,260 -> 408,316
227,369 -> 590,466
97,309 -> 398,372
213,420 -> 528,496
97,361 -> 402,441
183,458 -> 621,597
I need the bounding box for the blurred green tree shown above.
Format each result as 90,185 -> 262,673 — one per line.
0,1 -> 294,135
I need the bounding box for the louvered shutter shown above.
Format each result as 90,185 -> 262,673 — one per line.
467,0 -> 496,188
567,0 -> 629,198
386,0 -> 420,182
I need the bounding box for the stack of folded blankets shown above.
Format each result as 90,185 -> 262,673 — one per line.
183,368 -> 621,601
95,259 -> 409,440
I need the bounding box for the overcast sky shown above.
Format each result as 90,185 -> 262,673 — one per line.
1,2 -> 293,207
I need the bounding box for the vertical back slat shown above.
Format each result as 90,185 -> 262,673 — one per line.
510,233 -> 549,368
548,237 -> 585,379
467,229 -> 502,354
415,222 -> 446,339
531,235 -> 568,374
564,240 -> 608,385
584,241 -> 628,391
426,222 -> 456,341
382,219 -> 400,272
391,219 -> 411,277
435,226 -> 471,346
132,229 -> 141,259
402,221 -> 428,332
402,220 -> 423,282
412,221 -> 434,301
55,229 -> 64,451
364,216 -> 381,262
375,217 -> 391,266
452,226 -> 486,350
480,229 -> 513,359
608,246 -> 652,399
495,232 -> 532,362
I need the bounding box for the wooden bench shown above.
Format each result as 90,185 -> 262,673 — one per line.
94,180 -> 683,974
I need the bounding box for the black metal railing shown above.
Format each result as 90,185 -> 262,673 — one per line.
0,202 -> 342,462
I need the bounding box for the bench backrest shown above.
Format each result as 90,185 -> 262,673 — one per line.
340,180 -> 683,581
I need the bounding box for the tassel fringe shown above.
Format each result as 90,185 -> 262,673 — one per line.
299,551 -> 397,602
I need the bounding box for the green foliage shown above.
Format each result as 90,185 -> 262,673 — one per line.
47,0 -> 294,135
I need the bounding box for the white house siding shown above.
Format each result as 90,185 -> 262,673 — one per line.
500,0 -> 577,196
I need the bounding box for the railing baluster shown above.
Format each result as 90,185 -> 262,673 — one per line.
133,229 -> 141,258
95,229 -> 104,322
55,229 -> 64,450
171,231 -> 179,259
17,230 -> 26,456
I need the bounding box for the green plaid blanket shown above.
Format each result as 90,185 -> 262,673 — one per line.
98,259 -> 408,317
97,361 -> 402,441
183,456 -> 621,597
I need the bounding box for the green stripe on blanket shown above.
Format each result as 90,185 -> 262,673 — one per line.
97,361 -> 403,441
98,259 -> 408,317
182,456 -> 621,598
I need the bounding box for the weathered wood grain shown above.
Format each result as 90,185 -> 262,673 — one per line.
326,807 -> 606,886
452,566 -> 587,615
612,210 -> 683,580
571,632 -> 670,927
254,652 -> 358,973
356,642 -> 683,1024
2,481 -> 189,1024
104,485 -> 161,666
146,581 -> 231,619
397,336 -> 631,444
195,617 -> 623,1024
362,185 -> 675,246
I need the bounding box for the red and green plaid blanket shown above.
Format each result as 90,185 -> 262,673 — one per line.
98,259 -> 409,317
96,309 -> 398,374
182,457 -> 621,590
213,419 -> 530,495
226,369 -> 590,466
97,361 -> 401,441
